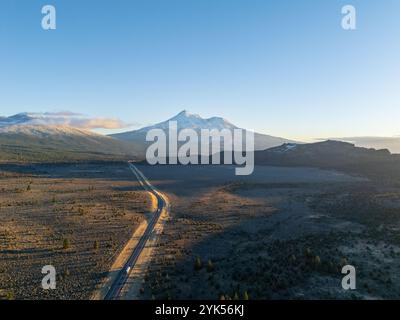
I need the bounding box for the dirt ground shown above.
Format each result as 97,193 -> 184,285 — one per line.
2,162 -> 400,300
0,162 -> 151,300
135,164 -> 400,300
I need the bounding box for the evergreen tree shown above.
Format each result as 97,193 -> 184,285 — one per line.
207,259 -> 214,272
194,256 -> 202,270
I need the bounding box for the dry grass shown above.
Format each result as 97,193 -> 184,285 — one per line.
135,165 -> 400,300
0,163 -> 151,300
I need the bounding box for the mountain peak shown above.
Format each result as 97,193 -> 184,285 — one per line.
110,110 -> 296,151
172,110 -> 201,120
162,110 -> 238,131
0,112 -> 34,127
178,110 -> 190,116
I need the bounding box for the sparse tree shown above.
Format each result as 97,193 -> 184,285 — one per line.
243,291 -> 249,300
207,259 -> 214,272
63,238 -> 70,250
194,256 -> 202,271
314,255 -> 321,267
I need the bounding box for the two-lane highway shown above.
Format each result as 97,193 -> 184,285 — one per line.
104,162 -> 169,300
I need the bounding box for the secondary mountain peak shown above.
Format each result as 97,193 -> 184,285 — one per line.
164,110 -> 237,131
0,112 -> 35,127
0,113 -> 139,162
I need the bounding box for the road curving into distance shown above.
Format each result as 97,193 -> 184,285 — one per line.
104,162 -> 169,300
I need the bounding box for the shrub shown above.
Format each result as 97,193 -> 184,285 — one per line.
6,291 -> 14,300
314,255 -> 321,267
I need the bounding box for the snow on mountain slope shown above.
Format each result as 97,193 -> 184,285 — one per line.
0,123 -> 138,162
0,124 -> 101,137
0,110 -> 296,161
111,110 -> 296,151
0,112 -> 127,130
135,110 -> 238,132
0,113 -> 35,127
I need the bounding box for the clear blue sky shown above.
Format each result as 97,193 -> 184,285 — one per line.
1,0 -> 399,140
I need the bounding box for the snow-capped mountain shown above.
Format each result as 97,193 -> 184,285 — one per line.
0,112 -> 35,127
111,110 -> 297,152
135,110 -> 238,132
0,110 -> 296,162
0,114 -> 138,162
0,123 -> 99,137
0,112 -> 128,130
